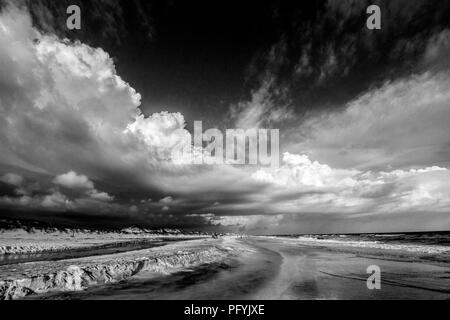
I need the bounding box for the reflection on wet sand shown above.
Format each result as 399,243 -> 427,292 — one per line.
33,237 -> 450,300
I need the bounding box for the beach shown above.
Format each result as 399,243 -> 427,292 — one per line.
1,230 -> 449,300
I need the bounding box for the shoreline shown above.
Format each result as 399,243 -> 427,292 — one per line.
260,235 -> 450,267
0,230 -> 209,255
1,236 -> 448,300
0,238 -> 206,266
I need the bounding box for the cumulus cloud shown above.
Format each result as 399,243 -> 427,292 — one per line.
0,4 -> 250,227
0,5 -> 190,199
53,171 -> 94,190
159,196 -> 173,204
253,153 -> 357,188
0,173 -> 24,187
0,170 -> 115,213
252,152 -> 450,216
0,4 -> 140,177
41,191 -> 71,209
203,150 -> 450,233
53,171 -> 113,202
87,190 -> 114,202
125,112 -> 191,160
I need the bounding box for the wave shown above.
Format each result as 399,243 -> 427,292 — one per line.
293,236 -> 450,255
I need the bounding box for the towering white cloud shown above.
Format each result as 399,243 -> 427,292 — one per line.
0,4 -> 191,188
125,111 -> 191,160
0,5 -> 168,213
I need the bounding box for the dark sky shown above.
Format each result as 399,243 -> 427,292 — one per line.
23,0 -> 450,124
0,0 -> 450,233
27,0 -> 283,125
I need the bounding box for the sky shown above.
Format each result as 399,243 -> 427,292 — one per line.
0,0 -> 449,233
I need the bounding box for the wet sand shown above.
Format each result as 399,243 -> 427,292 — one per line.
0,238 -> 203,266
249,237 -> 450,299
0,237 -> 239,299
31,236 -> 450,300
